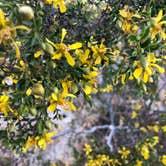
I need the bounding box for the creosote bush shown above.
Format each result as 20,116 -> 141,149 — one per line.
0,0 -> 165,165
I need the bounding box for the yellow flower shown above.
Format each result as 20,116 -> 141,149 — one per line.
119,5 -> 141,21
133,53 -> 165,83
26,88 -> 32,96
48,82 -> 76,112
23,131 -> 56,152
151,10 -> 166,39
118,147 -> 130,159
83,85 -> 92,95
22,136 -> 37,153
53,0 -> 67,13
83,71 -> 100,79
161,155 -> 166,165
0,8 -> 6,27
152,125 -> 159,133
140,145 -> 149,160
0,95 -> 22,120
0,95 -> 10,116
75,49 -> 90,65
19,60 -> 25,70
150,136 -> 159,147
131,111 -> 137,119
37,131 -> 56,150
162,125 -> 166,132
118,20 -> 139,34
84,144 -> 92,155
34,50 -> 44,58
135,160 -> 143,166
0,8 -> 30,59
100,84 -> 113,93
118,5 -> 140,34
44,0 -> 67,13
91,41 -> 108,65
46,28 -> 82,66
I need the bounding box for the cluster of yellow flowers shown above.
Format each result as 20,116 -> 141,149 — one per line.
44,0 -> 67,13
84,135 -> 165,166
22,131 -> 55,152
133,52 -> 165,83
118,5 -> 141,34
118,6 -> 165,87
84,144 -> 131,166
30,28 -> 110,114
0,95 -> 22,120
0,0 -> 165,157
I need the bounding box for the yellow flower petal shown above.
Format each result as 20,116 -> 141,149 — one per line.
34,50 -> 43,58
131,111 -> 137,119
160,31 -> 166,40
147,53 -> 156,63
0,95 -> 9,102
26,88 -> 32,96
84,85 -> 92,95
51,93 -> 58,101
84,71 -> 100,79
52,52 -> 62,59
12,40 -> 21,59
68,42 -> 82,50
61,28 -> 67,43
132,13 -> 141,18
59,0 -> 67,13
129,75 -> 134,80
151,64 -> 165,73
119,10 -> 129,18
95,56 -> 101,65
143,71 -> 149,83
0,9 -> 6,27
133,67 -> 143,79
64,52 -> 75,66
155,10 -> 163,24
81,49 -> 90,63
121,74 -> 126,85
65,101 -> 76,111
48,103 -> 57,112
38,138 -> 46,150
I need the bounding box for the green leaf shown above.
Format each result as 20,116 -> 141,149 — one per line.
140,38 -> 151,48
128,34 -> 137,41
139,27 -> 150,41
0,130 -> 7,139
149,43 -> 160,51
37,120 -> 44,135
16,79 -> 26,91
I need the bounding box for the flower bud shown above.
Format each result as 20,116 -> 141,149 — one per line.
30,107 -> 37,115
32,83 -> 45,96
71,83 -> 78,94
0,70 -> 5,77
45,120 -> 52,129
19,5 -> 34,20
45,42 -> 54,55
